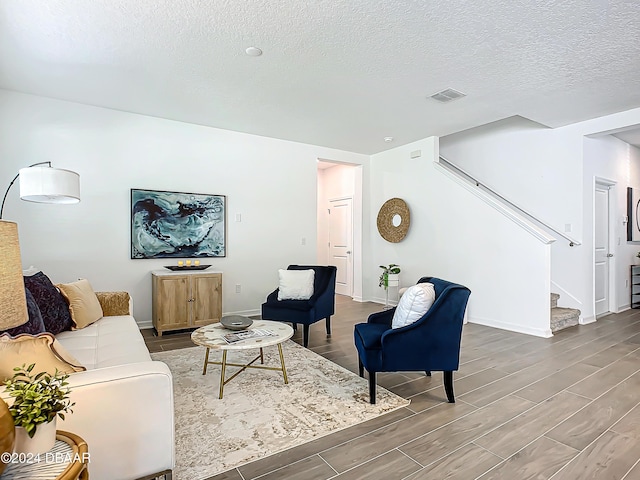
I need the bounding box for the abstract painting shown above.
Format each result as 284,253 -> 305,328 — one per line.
131,189 -> 226,259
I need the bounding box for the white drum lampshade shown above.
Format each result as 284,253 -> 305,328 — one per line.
19,166 -> 80,204
0,221 -> 28,330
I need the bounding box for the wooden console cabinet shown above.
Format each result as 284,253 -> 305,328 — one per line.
152,270 -> 222,336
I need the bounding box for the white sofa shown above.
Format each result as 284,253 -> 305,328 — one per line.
54,293 -> 174,480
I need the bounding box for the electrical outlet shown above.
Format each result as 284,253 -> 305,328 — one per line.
235,284 -> 241,294
301,237 -> 306,245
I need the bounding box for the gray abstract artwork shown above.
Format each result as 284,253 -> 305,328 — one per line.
131,189 -> 226,258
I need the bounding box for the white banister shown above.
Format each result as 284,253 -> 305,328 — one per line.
437,156 -> 580,247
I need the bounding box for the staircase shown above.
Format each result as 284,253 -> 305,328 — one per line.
550,293 -> 580,333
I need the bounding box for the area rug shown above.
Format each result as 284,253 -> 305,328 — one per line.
151,340 -> 409,480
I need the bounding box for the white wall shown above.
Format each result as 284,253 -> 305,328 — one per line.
576,109 -> 640,317
583,136 -> 640,313
439,116 -> 584,240
439,108 -> 640,322
439,117 -> 584,318
0,90 -> 368,326
366,137 -> 552,337
6,87 -> 640,337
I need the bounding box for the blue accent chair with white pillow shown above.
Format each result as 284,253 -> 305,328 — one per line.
354,277 -> 471,404
261,265 -> 337,348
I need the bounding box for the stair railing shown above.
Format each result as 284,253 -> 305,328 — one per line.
438,156 -> 581,247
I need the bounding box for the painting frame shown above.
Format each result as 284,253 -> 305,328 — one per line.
627,187 -> 640,242
131,188 -> 226,259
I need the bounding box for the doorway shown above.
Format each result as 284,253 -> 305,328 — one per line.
316,161 -> 363,300
594,179 -> 616,317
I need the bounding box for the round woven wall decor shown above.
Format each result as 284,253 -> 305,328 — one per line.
377,198 -> 410,243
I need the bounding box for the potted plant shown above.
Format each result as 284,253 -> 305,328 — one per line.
4,364 -> 74,454
379,264 -> 401,289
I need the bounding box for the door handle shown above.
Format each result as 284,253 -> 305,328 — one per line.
346,251 -> 351,254
606,254 -> 613,257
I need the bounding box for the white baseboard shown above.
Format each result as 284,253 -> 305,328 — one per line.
468,315 -> 553,338
370,296 -> 398,307
137,319 -> 153,329
352,296 -> 364,303
580,315 -> 597,325
227,308 -> 261,317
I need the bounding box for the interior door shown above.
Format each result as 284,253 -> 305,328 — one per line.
328,197 -> 353,296
594,183 -> 611,316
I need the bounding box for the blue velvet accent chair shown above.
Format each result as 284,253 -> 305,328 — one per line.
354,277 -> 471,404
261,265 -> 337,348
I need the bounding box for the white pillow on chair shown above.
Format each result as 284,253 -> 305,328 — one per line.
392,283 -> 436,328
277,269 -> 315,300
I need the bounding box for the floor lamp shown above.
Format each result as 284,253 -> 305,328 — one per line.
0,162 -> 80,219
0,162 -> 80,318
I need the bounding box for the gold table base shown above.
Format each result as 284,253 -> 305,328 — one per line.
202,344 -> 289,398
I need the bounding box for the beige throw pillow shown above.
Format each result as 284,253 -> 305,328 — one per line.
0,333 -> 85,382
57,279 -> 104,329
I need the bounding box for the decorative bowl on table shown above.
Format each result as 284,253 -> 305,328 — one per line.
221,315 -> 253,331
164,265 -> 211,271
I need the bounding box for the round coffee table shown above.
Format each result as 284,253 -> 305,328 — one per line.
191,319 -> 294,398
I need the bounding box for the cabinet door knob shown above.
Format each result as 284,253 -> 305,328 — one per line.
606,253 -> 614,257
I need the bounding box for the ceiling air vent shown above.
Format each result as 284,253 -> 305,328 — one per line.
429,88 -> 466,103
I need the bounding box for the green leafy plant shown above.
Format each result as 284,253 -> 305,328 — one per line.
4,364 -> 74,438
378,264 -> 401,288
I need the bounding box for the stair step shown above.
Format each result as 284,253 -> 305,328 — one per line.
551,293 -> 560,308
551,307 -> 580,333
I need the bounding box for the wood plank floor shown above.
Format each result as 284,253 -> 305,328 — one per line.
142,297 -> 640,480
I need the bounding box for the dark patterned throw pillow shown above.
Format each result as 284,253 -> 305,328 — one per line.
1,288 -> 46,336
23,272 -> 73,335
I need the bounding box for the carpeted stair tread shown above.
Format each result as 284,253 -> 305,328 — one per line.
551,306 -> 580,332
551,293 -> 560,308
552,307 -> 580,320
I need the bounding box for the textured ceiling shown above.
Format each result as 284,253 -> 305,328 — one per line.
1,0 -> 639,154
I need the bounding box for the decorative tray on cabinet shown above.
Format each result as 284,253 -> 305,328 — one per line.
164,265 -> 211,271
